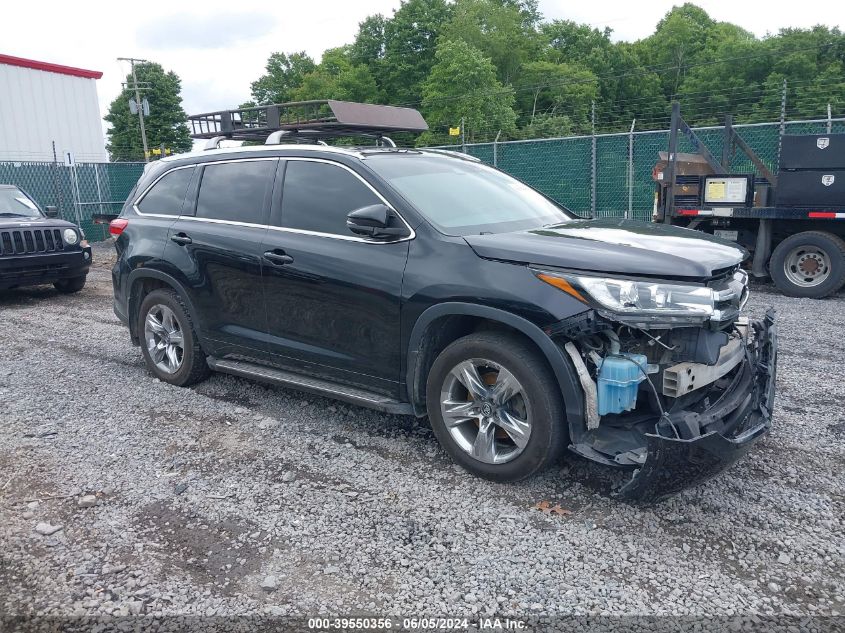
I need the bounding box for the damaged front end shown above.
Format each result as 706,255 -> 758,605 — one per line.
539,268 -> 777,502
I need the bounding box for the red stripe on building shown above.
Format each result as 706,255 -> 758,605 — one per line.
0,53 -> 102,79
808,212 -> 837,219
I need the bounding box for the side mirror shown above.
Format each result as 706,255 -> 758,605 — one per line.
44,205 -> 59,218
346,204 -> 409,239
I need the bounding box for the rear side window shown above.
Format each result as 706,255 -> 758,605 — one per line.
137,167 -> 194,215
280,160 -> 380,236
196,160 -> 275,225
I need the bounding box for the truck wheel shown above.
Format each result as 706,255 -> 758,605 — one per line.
770,231 -> 845,298
53,275 -> 87,294
425,332 -> 566,482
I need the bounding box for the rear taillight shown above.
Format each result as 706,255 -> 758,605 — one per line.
109,218 -> 129,236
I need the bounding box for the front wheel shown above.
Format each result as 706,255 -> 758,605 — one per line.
770,231 -> 845,298
425,332 -> 567,482
54,275 -> 87,294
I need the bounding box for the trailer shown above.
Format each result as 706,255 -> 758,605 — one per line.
654,103 -> 845,298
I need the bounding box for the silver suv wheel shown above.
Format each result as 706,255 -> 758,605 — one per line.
439,358 -> 532,464
144,304 -> 184,374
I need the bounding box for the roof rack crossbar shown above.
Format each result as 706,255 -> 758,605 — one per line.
189,100 -> 427,144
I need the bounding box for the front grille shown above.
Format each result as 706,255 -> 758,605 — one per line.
0,228 -> 64,256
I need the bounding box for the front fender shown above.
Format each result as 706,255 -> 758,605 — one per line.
406,301 -> 585,426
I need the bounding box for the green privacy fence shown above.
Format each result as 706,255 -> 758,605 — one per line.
3,117 -> 844,242
446,117 -> 845,220
0,161 -> 145,242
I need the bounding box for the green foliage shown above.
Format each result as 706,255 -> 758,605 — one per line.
250,52 -> 317,104
380,0 -> 452,106
290,47 -> 381,103
104,62 -> 192,162
244,2 -> 845,143
420,39 -> 516,144
516,61 -> 597,132
441,0 -> 542,85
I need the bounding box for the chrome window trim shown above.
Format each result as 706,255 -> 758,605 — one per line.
132,163 -> 197,218
132,158 -> 278,218
276,157 -> 415,244
133,155 -> 415,245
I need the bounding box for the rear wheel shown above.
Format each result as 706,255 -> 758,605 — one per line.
54,275 -> 86,294
138,289 -> 210,386
426,332 -> 566,482
770,231 -> 845,298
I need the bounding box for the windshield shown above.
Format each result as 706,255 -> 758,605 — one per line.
0,188 -> 42,218
366,153 -> 573,235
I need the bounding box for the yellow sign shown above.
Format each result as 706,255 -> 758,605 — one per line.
705,180 -> 726,201
448,127 -> 461,136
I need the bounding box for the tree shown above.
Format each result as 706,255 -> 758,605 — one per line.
677,22 -> 766,124
542,20 -> 613,64
250,52 -> 317,104
291,47 -> 381,103
351,14 -> 388,68
635,3 -> 715,97
420,39 -> 516,144
379,0 -> 452,105
104,62 -> 192,161
441,0 -> 542,86
516,61 -> 597,132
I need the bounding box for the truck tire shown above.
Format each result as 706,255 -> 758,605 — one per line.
770,231 -> 845,298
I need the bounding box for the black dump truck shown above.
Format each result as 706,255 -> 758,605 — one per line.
0,185 -> 92,293
654,104 -> 845,298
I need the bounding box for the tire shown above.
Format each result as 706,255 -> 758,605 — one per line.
138,289 -> 210,387
425,331 -> 567,482
53,275 -> 87,294
770,231 -> 845,298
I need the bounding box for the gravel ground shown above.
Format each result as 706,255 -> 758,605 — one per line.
0,240 -> 843,627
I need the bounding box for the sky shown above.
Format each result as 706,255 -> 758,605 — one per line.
2,0 -> 843,133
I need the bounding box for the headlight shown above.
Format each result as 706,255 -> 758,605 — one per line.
536,270 -> 715,318
63,228 -> 79,245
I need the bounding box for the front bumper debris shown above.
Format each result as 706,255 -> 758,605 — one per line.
615,309 -> 777,502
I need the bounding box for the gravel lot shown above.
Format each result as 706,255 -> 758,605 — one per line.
1,240 -> 843,626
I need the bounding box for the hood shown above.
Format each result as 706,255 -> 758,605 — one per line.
463,218 -> 747,279
0,216 -> 77,230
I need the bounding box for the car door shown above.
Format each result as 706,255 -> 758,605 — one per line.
260,158 -> 411,397
162,157 -> 277,360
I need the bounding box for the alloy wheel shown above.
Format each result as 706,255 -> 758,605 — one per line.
439,358 -> 532,464
144,304 -> 184,374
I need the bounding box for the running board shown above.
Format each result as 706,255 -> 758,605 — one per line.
206,357 -> 413,415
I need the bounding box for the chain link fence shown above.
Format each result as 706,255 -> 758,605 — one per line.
0,161 -> 145,242
3,116 -> 844,242
445,117 -> 845,220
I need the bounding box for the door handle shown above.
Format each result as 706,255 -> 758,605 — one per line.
263,251 -> 294,266
170,233 -> 192,245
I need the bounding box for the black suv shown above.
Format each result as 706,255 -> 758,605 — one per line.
0,185 -> 91,292
110,145 -> 777,500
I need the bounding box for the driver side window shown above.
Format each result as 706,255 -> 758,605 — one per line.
279,160 -> 381,236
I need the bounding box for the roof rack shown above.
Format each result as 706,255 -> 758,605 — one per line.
189,100 -> 428,148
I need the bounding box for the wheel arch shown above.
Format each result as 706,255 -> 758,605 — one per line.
126,269 -> 203,346
406,302 -> 584,425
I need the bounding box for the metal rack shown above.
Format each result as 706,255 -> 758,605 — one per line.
188,100 -> 428,148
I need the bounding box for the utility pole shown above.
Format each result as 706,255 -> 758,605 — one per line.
118,57 -> 150,162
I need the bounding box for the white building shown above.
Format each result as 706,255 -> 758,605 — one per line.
0,53 -> 107,163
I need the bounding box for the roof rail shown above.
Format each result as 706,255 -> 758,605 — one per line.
189,100 -> 427,145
